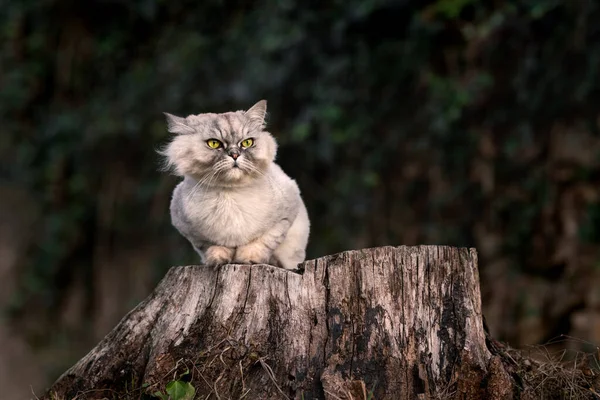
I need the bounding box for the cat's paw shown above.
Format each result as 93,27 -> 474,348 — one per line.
234,242 -> 272,265
204,246 -> 234,267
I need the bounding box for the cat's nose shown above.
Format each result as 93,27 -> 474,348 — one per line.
228,149 -> 240,160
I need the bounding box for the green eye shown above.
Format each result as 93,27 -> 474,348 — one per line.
207,139 -> 222,149
241,138 -> 254,148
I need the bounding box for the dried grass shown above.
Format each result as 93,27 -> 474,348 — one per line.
507,335 -> 600,400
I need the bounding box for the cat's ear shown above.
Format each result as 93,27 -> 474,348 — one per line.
164,112 -> 195,134
245,100 -> 267,127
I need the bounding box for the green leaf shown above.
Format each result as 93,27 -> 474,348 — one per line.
430,0 -> 476,19
166,380 -> 196,400
153,391 -> 169,400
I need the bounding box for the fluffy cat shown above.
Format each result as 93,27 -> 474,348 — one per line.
161,100 -> 310,270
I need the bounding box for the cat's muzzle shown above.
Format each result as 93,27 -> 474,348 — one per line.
228,148 -> 240,160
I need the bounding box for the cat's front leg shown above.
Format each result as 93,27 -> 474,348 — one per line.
234,219 -> 291,265
234,242 -> 271,264
204,245 -> 235,267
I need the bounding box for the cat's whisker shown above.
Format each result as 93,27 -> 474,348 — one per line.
185,180 -> 203,201
238,160 -> 268,181
186,161 -> 228,200
202,167 -> 225,190
189,164 -> 228,200
204,160 -> 231,185
238,160 -> 283,197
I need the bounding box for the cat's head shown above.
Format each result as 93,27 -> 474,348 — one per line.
160,100 -> 277,186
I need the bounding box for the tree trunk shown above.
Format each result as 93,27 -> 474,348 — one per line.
43,246 -> 516,400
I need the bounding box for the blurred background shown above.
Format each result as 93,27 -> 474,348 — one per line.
2,0 -> 600,397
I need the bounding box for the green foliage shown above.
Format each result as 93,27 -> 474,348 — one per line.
428,0 -> 477,19
3,0 -> 600,363
153,380 -> 195,400
166,380 -> 195,400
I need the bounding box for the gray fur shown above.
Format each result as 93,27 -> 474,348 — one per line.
161,100 -> 310,269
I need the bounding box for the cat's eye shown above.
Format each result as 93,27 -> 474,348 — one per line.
207,139 -> 222,149
241,138 -> 254,148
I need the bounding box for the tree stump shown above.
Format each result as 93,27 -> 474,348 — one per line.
43,246 -> 516,399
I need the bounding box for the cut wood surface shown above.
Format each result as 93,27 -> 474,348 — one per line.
43,246 -> 515,399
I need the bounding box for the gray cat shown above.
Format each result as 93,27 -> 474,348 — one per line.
161,100 -> 310,270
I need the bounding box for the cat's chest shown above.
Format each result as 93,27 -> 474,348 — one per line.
185,186 -> 276,245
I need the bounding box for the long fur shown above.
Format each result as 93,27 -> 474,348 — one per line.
161,100 -> 310,269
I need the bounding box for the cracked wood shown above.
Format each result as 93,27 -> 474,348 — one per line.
44,246 -> 511,400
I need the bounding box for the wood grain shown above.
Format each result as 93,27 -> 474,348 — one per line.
44,246 -> 513,399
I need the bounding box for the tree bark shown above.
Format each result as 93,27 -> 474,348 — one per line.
43,246 -> 515,399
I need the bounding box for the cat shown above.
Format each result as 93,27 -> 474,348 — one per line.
161,100 -> 310,270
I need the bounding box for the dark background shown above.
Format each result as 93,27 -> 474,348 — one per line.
2,0 -> 600,397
